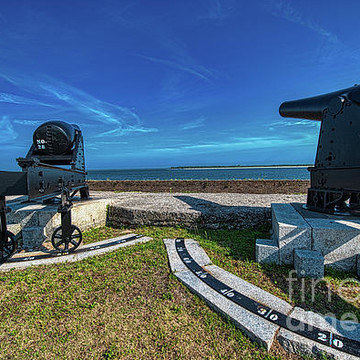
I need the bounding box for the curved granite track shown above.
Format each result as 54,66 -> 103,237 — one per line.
164,237 -> 360,359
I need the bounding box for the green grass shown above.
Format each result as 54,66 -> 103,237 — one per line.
83,226 -> 360,323
0,226 -> 295,360
0,225 -> 357,359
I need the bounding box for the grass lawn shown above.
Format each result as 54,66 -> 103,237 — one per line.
0,225 -> 357,359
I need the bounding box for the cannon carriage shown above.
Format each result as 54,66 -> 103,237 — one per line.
0,120 -> 89,262
280,85 -> 360,215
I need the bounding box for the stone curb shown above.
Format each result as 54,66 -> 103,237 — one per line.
1,234 -> 152,271
176,269 -> 278,350
163,238 -> 211,273
205,265 -> 292,315
164,238 -> 286,350
164,238 -> 360,359
278,307 -> 360,360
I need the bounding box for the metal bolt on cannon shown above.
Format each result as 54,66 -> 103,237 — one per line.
280,85 -> 360,215
0,120 -> 90,262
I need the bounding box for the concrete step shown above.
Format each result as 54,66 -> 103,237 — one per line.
271,203 -> 360,272
255,238 -> 279,264
271,203 -> 312,265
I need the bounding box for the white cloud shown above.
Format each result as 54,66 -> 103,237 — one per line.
0,116 -> 17,143
268,0 -> 343,59
201,0 -> 236,21
270,1 -> 338,42
136,54 -> 213,82
181,116 -> 205,130
269,119 -> 319,128
0,92 -> 54,107
13,119 -> 44,126
0,71 -> 157,138
95,125 -> 158,137
148,133 -> 317,155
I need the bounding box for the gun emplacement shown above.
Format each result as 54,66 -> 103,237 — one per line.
280,85 -> 360,215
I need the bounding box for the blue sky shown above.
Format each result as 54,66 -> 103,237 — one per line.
1,0 -> 360,170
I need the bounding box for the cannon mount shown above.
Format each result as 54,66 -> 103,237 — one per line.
0,121 -> 89,262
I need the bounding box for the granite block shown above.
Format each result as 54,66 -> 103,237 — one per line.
309,219 -> 360,272
272,204 -> 312,265
1,235 -> 152,271
21,227 -> 46,250
255,238 -> 279,264
7,209 -> 38,227
294,249 -> 324,279
7,224 -> 22,239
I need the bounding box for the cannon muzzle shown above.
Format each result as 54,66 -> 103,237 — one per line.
279,85 -> 359,121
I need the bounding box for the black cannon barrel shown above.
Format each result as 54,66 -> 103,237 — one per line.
279,85 -> 359,121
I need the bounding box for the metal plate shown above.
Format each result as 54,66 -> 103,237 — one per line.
0,171 -> 27,196
26,164 -> 86,201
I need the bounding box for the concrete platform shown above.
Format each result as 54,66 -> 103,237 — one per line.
107,192 -> 306,230
6,191 -> 305,252
256,203 -> 360,273
6,192 -> 114,250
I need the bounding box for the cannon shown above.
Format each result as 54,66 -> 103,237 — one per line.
280,85 -> 360,215
0,120 -> 89,261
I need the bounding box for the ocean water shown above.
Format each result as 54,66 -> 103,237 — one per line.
87,167 -> 310,181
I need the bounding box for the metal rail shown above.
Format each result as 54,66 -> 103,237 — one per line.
4,234 -> 144,263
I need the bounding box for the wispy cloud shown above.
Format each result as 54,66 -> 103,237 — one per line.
13,119 -> 44,126
149,133 -> 316,155
95,125 -> 158,137
86,140 -> 129,151
181,116 -> 205,130
268,0 -> 343,58
0,92 -> 54,107
201,0 -> 236,21
0,71 -> 157,138
0,116 -> 17,143
269,119 -> 319,128
105,3 -> 219,92
136,54 -> 213,82
269,1 -> 338,41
